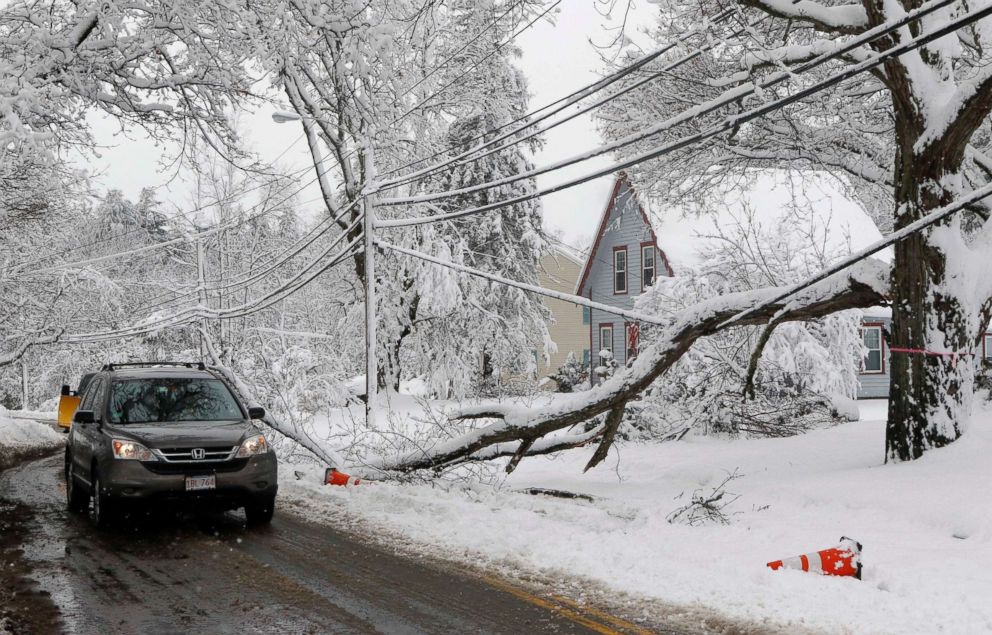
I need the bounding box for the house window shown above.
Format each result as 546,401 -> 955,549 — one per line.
582,306 -> 591,324
984,334 -> 992,360
862,325 -> 883,373
641,245 -> 655,290
613,247 -> 627,294
599,324 -> 614,364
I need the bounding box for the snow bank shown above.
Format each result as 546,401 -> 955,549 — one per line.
281,400 -> 992,634
0,408 -> 64,467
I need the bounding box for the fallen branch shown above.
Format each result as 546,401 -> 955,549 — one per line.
371,260 -> 887,472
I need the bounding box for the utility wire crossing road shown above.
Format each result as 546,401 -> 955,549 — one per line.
0,454 -> 665,634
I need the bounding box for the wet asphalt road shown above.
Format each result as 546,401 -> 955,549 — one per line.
0,454 -> 658,634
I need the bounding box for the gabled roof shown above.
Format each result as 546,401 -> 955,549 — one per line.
575,173 -> 673,295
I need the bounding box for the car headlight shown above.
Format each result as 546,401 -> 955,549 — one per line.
111,439 -> 154,461
237,435 -> 268,458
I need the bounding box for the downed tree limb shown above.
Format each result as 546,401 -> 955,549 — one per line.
444,426 -> 606,473
370,260 -> 888,472
584,400 -> 627,472
200,331 -> 348,469
743,313 -> 787,401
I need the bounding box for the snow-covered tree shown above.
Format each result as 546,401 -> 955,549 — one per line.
633,204 -> 863,438
595,0 -> 992,461
550,352 -> 587,393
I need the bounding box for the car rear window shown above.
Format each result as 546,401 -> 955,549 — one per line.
108,378 -> 244,424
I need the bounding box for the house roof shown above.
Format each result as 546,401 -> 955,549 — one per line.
574,173 -> 673,295
547,242 -> 585,267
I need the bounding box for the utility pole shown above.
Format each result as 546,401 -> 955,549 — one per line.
196,235 -> 207,361
20,360 -> 28,410
363,197 -> 376,428
364,150 -> 377,430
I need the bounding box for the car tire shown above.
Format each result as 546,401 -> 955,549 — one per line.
65,455 -> 90,514
91,469 -> 119,529
245,495 -> 275,526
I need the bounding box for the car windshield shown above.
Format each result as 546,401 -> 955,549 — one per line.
109,378 -> 243,424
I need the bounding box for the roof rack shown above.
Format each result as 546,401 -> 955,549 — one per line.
102,361 -> 207,372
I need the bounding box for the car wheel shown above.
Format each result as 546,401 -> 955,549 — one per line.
245,495 -> 275,526
65,455 -> 90,514
91,469 -> 119,529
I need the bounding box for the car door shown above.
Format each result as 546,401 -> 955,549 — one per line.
73,376 -> 104,484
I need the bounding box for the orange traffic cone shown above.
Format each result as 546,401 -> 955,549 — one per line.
324,468 -> 361,487
767,537 -> 862,579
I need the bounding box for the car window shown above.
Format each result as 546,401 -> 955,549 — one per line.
78,373 -> 95,396
79,377 -> 103,411
91,378 -> 109,421
108,378 -> 244,424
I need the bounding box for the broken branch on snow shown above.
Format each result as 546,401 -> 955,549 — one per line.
371,259 -> 888,472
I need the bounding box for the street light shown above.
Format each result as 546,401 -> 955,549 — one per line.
271,110 -> 302,124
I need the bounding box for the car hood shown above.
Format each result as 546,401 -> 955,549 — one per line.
105,420 -> 252,449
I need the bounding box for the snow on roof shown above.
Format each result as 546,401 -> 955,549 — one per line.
647,171 -> 888,273
548,242 -> 586,267
862,305 -> 893,318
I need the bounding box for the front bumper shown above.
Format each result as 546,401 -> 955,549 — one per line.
100,451 -> 277,508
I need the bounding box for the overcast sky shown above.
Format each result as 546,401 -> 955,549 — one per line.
83,3 -> 656,248
82,2 -> 882,256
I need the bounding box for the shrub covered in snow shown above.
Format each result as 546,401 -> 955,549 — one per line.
548,352 -> 587,393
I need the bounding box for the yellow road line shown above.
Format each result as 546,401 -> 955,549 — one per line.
482,575 -> 654,634
551,593 -> 656,635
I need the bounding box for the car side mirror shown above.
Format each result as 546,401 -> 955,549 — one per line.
73,410 -> 95,425
61,384 -> 71,396
248,406 -> 266,420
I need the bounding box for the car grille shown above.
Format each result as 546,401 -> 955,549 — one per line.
143,458 -> 249,475
153,446 -> 238,463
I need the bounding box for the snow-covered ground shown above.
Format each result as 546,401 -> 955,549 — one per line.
281,399 -> 992,634
0,407 -> 63,466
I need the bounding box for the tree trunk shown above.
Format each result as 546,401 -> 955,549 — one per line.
885,115 -> 973,461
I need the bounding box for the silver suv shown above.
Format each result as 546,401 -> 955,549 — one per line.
64,362 -> 277,527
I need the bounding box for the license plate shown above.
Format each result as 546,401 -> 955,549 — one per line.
185,475 -> 216,491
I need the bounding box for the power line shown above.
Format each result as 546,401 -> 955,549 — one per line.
377,10 -> 741,192
61,231 -> 363,344
388,0 -> 561,130
376,239 -> 666,325
375,0 -> 973,227
717,177 -> 992,330
132,197 -> 361,315
12,148 -> 314,272
399,0 -> 529,99
378,8 -> 736,183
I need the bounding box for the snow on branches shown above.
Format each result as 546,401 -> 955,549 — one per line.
369,258 -> 887,473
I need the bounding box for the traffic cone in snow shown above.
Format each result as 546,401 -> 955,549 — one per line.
767,537 -> 862,579
324,468 -> 361,487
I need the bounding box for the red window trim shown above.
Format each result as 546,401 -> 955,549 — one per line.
625,321 -> 639,359
861,322 -> 886,375
640,241 -> 656,292
613,246 -> 628,295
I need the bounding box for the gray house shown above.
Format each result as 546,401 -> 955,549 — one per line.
576,173 -> 902,399
575,174 -> 673,377
859,308 -> 892,398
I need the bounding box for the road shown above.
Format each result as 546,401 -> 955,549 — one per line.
0,454 -> 663,634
